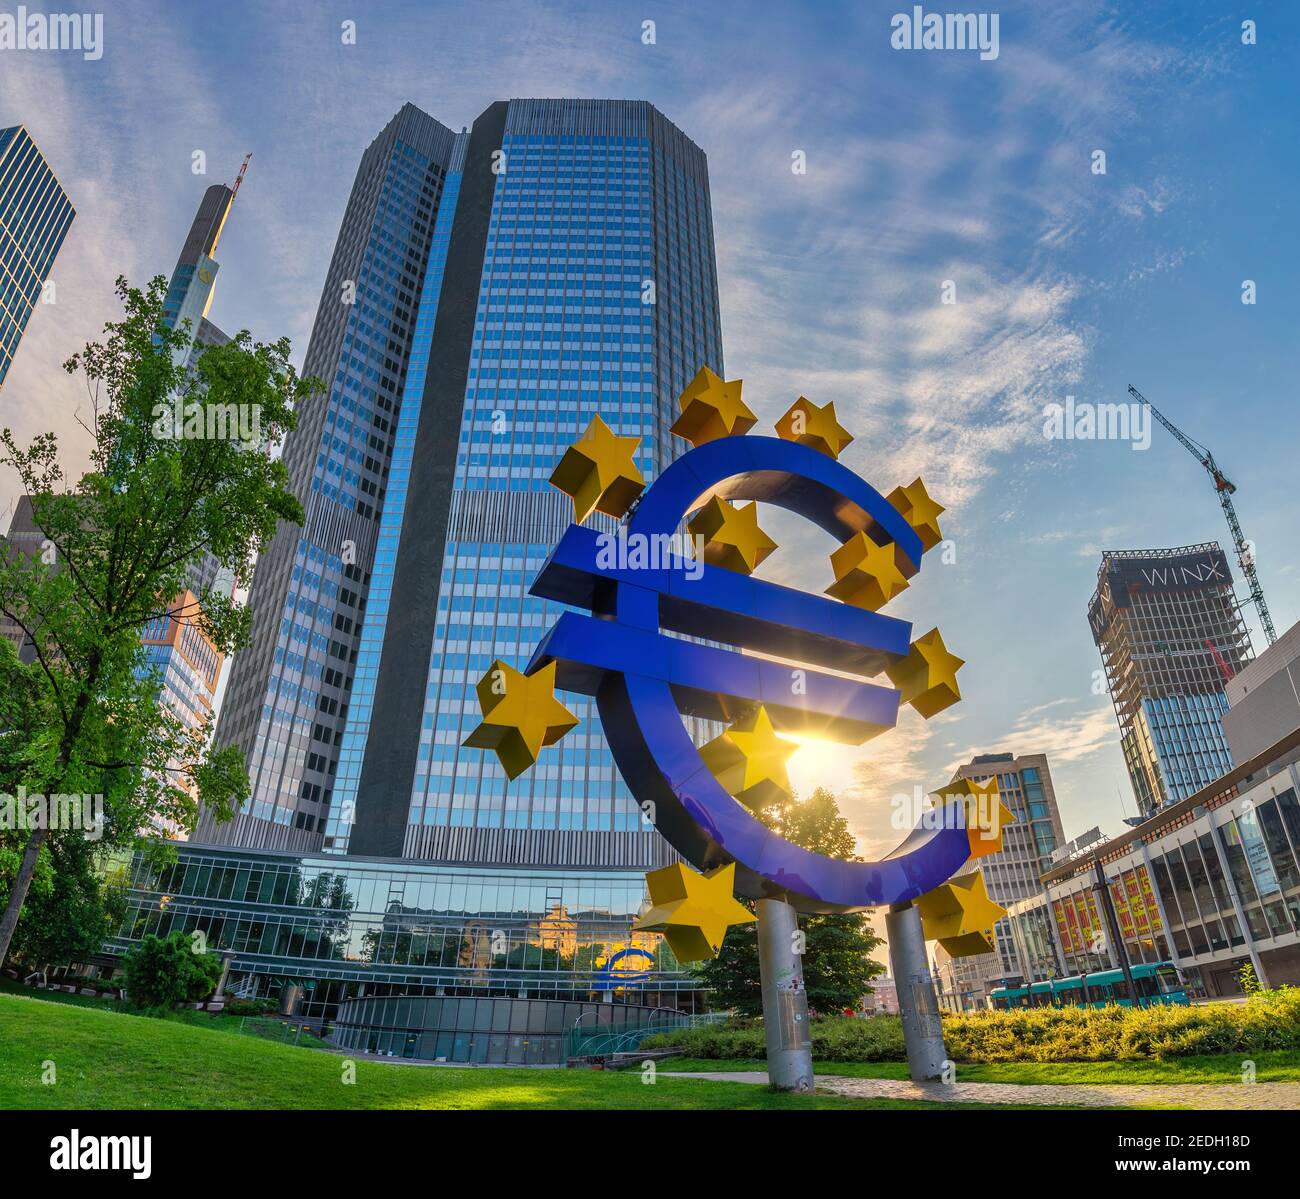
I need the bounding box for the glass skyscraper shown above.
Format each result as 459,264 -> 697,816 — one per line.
0,125 -> 74,389
327,99 -> 721,869
175,101 -> 721,1035
1089,544 -> 1253,815
162,177 -> 251,600
203,103 -> 459,850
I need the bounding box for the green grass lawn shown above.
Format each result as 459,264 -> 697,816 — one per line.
663,1051 -> 1300,1084
0,993 -> 1021,1110
0,977 -> 118,1010
0,978 -> 326,1047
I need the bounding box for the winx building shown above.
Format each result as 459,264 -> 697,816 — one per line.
1089,544 -> 1253,816
112,100 -> 724,1054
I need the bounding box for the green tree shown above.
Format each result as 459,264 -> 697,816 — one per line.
0,276 -> 310,965
0,833 -> 125,968
121,929 -> 224,1009
692,788 -> 885,1016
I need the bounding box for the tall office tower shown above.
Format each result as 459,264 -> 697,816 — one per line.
0,125 -> 75,389
160,177 -> 238,367
160,174 -> 250,598
202,99 -> 720,874
324,98 -> 721,867
120,100 -> 723,1044
202,104 -> 458,849
932,752 -> 1064,1007
1089,544 -> 1252,817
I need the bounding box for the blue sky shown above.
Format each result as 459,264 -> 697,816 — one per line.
2,0 -> 1297,860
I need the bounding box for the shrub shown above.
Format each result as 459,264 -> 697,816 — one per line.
222,997 -> 279,1017
942,987 -> 1300,1063
644,1015 -> 905,1062
644,990 -> 1300,1063
121,931 -> 224,1010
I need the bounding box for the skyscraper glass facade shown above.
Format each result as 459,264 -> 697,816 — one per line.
0,125 -> 74,389
1089,544 -> 1252,815
107,844 -> 697,1030
206,106 -> 458,851
187,101 -> 721,1034
408,111 -> 680,851
326,100 -> 722,866
324,131 -> 468,849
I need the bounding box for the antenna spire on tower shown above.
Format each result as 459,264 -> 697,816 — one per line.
231,152 -> 252,200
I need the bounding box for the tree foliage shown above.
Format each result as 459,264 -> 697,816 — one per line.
0,276 -> 312,964
121,930 -> 224,1009
692,788 -> 885,1016
0,834 -> 125,967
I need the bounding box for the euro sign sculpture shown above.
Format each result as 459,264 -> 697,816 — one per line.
467,368 -> 1006,953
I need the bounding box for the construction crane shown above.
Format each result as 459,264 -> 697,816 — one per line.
1204,639 -> 1236,685
1129,383 -> 1277,646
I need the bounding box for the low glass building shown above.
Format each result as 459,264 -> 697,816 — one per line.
1002,724 -> 1300,999
106,843 -> 703,1030
330,993 -> 676,1065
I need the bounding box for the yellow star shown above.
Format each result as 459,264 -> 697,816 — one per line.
886,627 -> 964,718
670,366 -> 756,446
825,532 -> 911,611
915,870 -> 1006,957
931,776 -> 1016,859
698,706 -> 796,810
631,862 -> 757,962
549,415 -> 644,523
887,477 -> 945,554
775,396 -> 854,459
687,497 -> 778,576
462,660 -> 579,780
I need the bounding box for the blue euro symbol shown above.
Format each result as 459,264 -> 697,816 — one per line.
593,947 -> 657,991
528,434 -> 970,913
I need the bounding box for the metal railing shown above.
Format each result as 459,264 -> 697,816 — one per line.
565,1010 -> 726,1060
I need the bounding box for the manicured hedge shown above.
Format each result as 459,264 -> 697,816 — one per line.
944,986 -> 1300,1062
643,1014 -> 905,1062
645,989 -> 1300,1063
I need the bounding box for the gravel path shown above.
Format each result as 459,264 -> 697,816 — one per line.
663,1070 -> 1300,1109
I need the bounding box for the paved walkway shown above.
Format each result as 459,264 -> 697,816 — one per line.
663,1071 -> 1300,1109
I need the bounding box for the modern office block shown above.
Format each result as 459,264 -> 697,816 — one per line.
0,125 -> 74,389
1224,619 -> 1300,763
1089,544 -> 1252,815
932,752 -> 1064,1008
327,99 -> 721,866
1021,722 -> 1300,999
181,99 -> 721,1030
175,98 -> 722,1035
204,104 -> 459,850
204,100 -> 721,870
160,179 -> 236,368
160,175 -> 254,599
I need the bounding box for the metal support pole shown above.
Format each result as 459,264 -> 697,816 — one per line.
1209,810 -> 1272,989
886,902 -> 948,1082
1093,858 -> 1136,999
755,895 -> 813,1092
213,950 -> 234,1000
